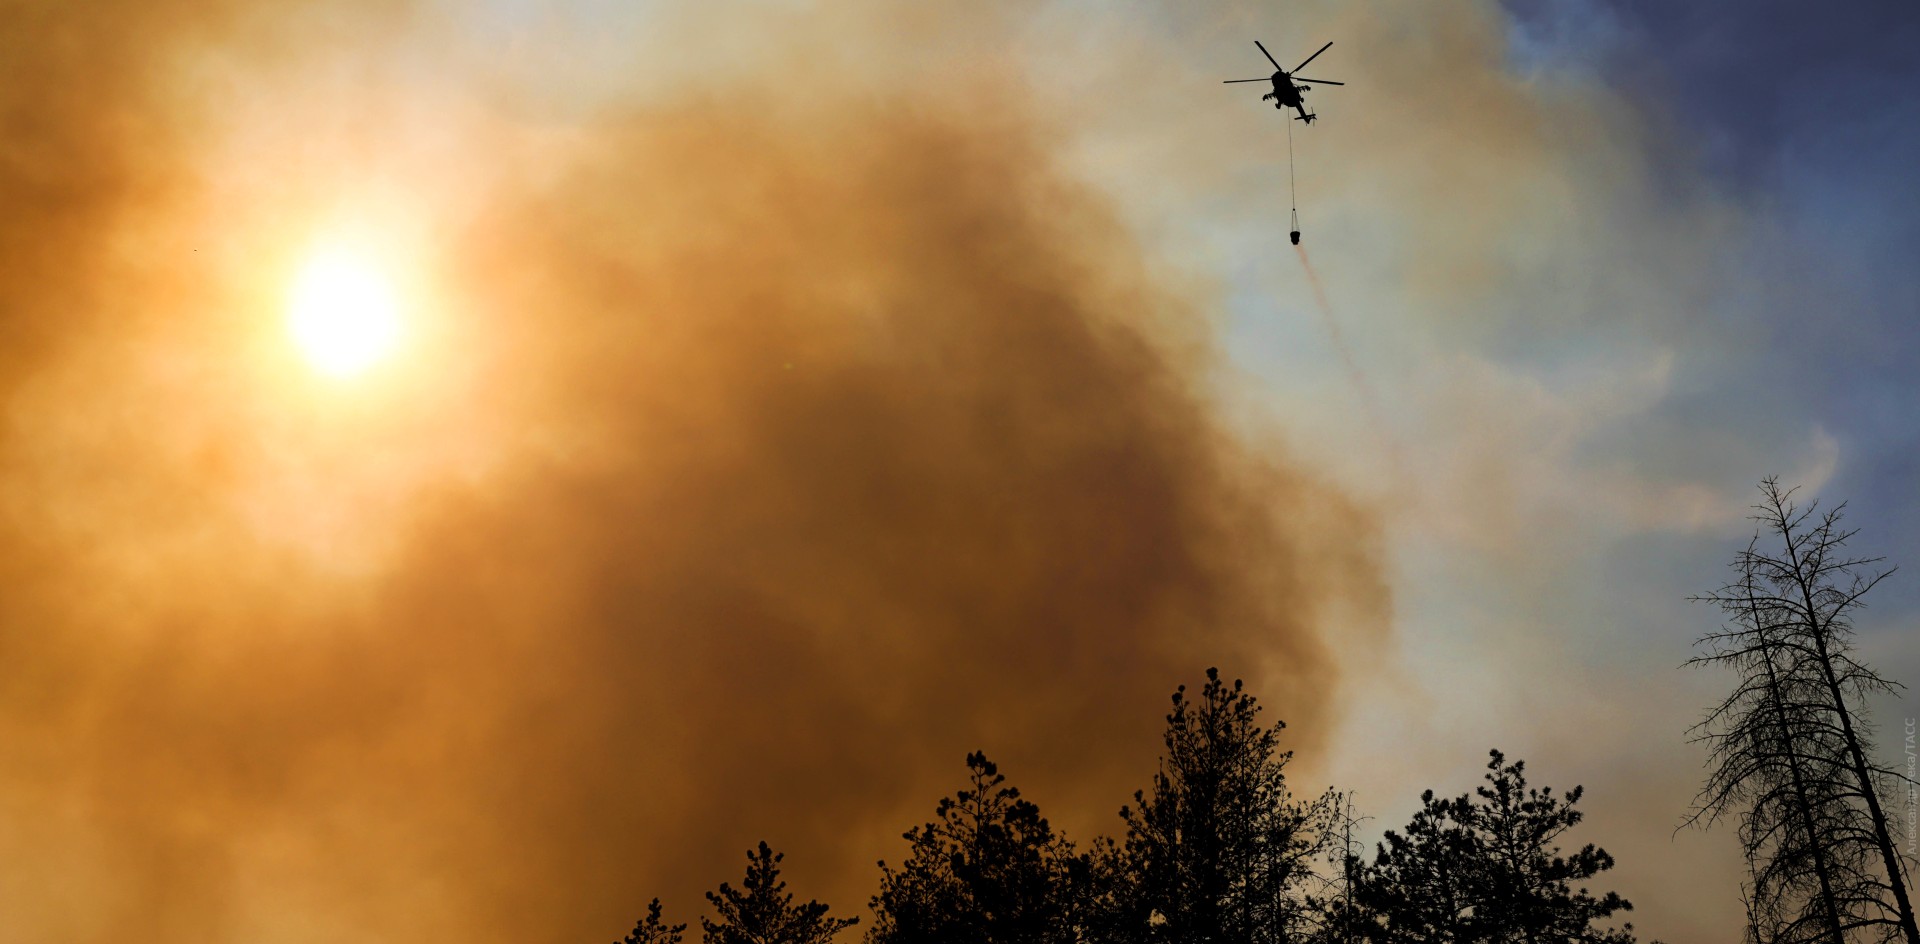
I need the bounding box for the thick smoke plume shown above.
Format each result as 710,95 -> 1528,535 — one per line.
0,2 -> 1388,942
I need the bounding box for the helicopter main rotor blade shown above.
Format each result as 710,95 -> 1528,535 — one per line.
1293,41 -> 1332,72
1292,77 -> 1345,85
1254,40 -> 1283,70
1222,78 -> 1272,83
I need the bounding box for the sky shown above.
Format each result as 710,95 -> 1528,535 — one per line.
0,1 -> 1916,942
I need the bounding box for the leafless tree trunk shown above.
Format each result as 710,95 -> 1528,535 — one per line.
1688,479 -> 1919,944
1755,480 -> 1920,944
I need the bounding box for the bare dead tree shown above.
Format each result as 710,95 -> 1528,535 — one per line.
1691,551 -> 1848,944
1688,479 -> 1919,944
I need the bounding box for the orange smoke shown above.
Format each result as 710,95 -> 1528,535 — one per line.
0,3 -> 1391,942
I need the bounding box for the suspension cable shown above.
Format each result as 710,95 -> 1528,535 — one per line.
1287,110 -> 1297,213
1286,112 -> 1300,235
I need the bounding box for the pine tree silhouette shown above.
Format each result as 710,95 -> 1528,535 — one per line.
1118,668 -> 1340,943
618,898 -> 686,944
868,752 -> 1089,944
703,841 -> 857,944
1352,751 -> 1641,944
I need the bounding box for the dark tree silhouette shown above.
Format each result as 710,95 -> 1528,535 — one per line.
1688,480 -> 1919,944
1118,667 -> 1340,943
1690,538 -> 1857,944
703,842 -> 858,944
1470,752 -> 1636,943
1079,834 -> 1147,944
619,899 -> 687,944
1349,751 -> 1639,944
1300,794 -> 1372,944
1344,788 -> 1477,943
867,752 -> 1089,944
595,673 -> 1669,944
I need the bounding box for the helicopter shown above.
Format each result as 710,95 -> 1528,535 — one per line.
1222,40 -> 1344,124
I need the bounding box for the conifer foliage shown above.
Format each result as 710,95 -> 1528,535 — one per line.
1118,667 -> 1341,944
867,752 -> 1088,944
702,842 -> 858,944
617,899 -> 686,944
1348,751 -> 1638,944
609,673 -> 1663,944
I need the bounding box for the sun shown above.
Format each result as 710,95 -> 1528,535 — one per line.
286,248 -> 403,377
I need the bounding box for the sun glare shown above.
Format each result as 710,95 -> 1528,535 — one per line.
287,248 -> 402,377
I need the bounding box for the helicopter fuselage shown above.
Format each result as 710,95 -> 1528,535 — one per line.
1266,72 -> 1314,122
1225,40 -> 1335,124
